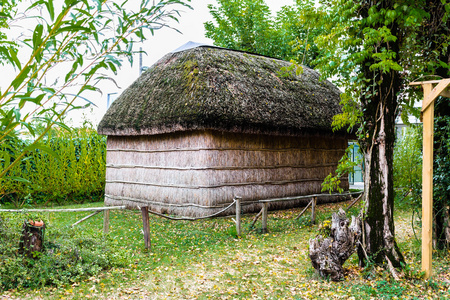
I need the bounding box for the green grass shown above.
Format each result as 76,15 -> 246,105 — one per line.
1,200 -> 449,299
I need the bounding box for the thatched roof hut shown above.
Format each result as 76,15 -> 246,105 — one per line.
98,44 -> 350,217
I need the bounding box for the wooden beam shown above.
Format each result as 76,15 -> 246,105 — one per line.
72,210 -> 101,228
409,79 -> 444,86
440,90 -> 450,98
295,199 -> 313,220
421,78 -> 450,112
422,83 -> 434,279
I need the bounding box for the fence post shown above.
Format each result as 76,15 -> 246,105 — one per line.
262,202 -> 268,233
141,206 -> 151,249
235,197 -> 241,237
311,197 -> 317,224
103,210 -> 110,234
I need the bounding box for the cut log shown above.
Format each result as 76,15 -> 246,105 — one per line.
19,220 -> 46,258
309,209 -> 361,281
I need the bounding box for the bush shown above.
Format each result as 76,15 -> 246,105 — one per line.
393,125 -> 422,207
0,123 -> 106,206
0,213 -> 127,290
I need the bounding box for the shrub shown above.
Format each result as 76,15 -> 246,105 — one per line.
0,213 -> 127,290
0,123 -> 106,206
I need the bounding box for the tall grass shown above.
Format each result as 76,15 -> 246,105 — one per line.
0,124 -> 106,207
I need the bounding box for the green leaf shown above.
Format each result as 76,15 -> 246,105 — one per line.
45,0 -> 55,21
8,47 -> 21,69
4,176 -> 32,184
24,143 -> 60,160
11,66 -> 31,90
53,120 -> 71,132
20,121 -> 36,137
32,24 -> 44,59
0,150 -> 11,168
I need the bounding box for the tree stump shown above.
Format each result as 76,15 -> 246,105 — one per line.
19,220 -> 45,258
309,208 -> 361,281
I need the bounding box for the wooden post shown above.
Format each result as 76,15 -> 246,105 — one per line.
235,197 -> 241,237
422,83 -> 434,279
141,206 -> 151,249
103,210 -> 110,234
261,202 -> 268,234
311,197 -> 317,224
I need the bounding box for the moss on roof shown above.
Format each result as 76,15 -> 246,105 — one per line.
98,46 -> 343,136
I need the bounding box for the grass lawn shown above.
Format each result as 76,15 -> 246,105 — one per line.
1,199 -> 449,299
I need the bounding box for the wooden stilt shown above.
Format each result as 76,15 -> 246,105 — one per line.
103,210 -> 110,234
141,206 -> 151,249
261,202 -> 268,234
311,197 -> 317,224
421,83 -> 433,279
235,197 -> 241,237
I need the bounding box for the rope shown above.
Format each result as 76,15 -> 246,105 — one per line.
139,199 -> 237,221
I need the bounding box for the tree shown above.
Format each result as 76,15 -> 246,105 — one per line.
0,0 -> 190,183
314,0 -> 450,270
204,0 -> 322,66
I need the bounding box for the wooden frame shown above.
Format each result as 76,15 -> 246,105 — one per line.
409,78 -> 450,279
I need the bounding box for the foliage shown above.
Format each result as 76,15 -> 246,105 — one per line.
0,123 -> 106,207
433,100 -> 450,249
0,0 -> 190,184
0,210 -> 128,290
322,144 -> 359,194
204,0 -> 322,66
393,125 -> 422,207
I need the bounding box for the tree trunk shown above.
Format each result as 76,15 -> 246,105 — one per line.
358,1 -> 405,268
309,209 -> 361,281
19,220 -> 45,258
360,94 -> 405,267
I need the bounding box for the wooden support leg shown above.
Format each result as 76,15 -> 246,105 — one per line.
295,199 -> 313,220
311,197 -> 317,225
422,85 -> 434,279
103,210 -> 110,234
262,202 -> 268,234
236,198 -> 241,237
141,206 -> 151,249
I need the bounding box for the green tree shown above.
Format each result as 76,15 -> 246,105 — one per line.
204,0 -> 322,66
0,0 -> 190,182
314,0 -> 450,269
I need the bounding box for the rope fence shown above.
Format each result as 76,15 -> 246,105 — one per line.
0,191 -> 363,249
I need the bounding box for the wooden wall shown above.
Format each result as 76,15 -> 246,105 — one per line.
104,130 -> 348,217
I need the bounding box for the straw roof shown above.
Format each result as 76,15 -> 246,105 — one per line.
98,46 -> 343,136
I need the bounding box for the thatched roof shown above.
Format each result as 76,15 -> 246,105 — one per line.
98,45 -> 343,136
